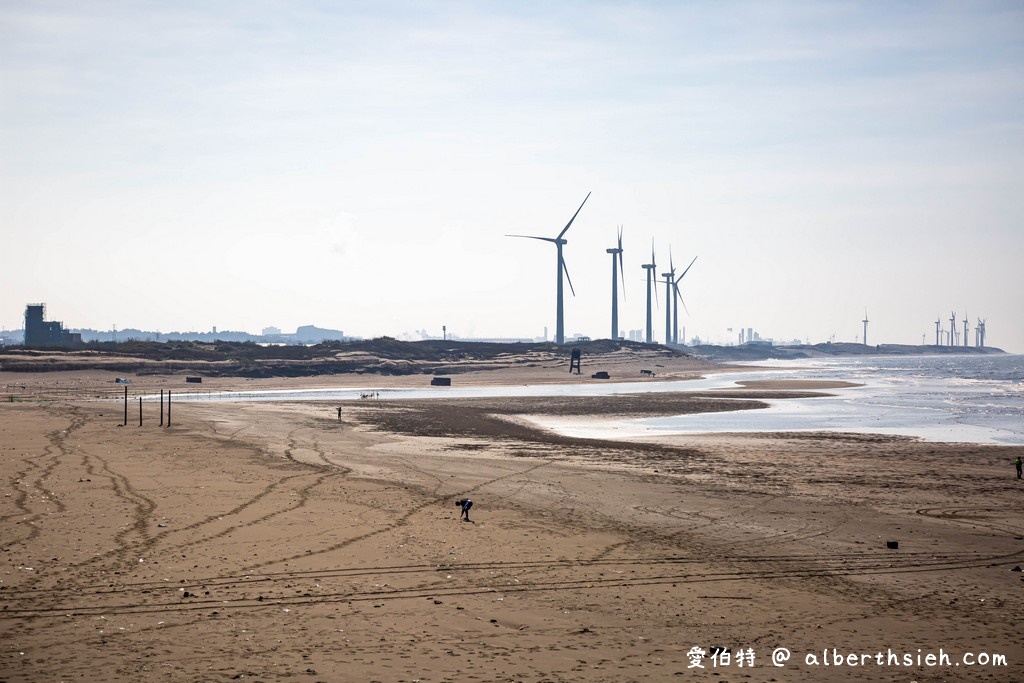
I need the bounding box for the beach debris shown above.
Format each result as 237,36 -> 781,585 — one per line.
886,541 -> 899,549
1011,566 -> 1021,572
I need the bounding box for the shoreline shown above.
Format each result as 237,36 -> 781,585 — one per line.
7,360 -> 1023,445
1,368 -> 1022,680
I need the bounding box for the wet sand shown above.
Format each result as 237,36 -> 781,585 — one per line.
1,366 -> 1022,681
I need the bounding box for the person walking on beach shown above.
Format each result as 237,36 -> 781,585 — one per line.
456,498 -> 473,522
1015,455 -> 1022,480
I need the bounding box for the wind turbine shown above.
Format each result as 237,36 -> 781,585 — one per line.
641,241 -> 658,344
507,192 -> 590,345
963,316 -> 969,348
862,310 -> 869,346
606,226 -> 625,340
935,317 -> 941,346
661,249 -> 675,345
949,311 -> 956,347
672,256 -> 697,344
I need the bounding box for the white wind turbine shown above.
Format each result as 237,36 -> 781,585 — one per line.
672,256 -> 697,344
507,193 -> 591,345
606,226 -> 625,340
641,241 -> 658,344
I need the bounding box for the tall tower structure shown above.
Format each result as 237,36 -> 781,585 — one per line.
662,270 -> 674,345
862,311 -> 869,346
606,226 -> 624,341
641,242 -> 657,344
642,262 -> 656,344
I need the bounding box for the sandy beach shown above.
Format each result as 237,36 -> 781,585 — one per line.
1,362 -> 1022,682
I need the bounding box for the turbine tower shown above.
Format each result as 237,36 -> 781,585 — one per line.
641,241 -> 657,344
862,310 -> 869,346
977,318 -> 986,347
672,256 -> 697,344
949,312 -> 956,346
935,317 -> 941,346
963,317 -> 969,348
507,192 -> 591,345
606,226 -> 625,340
661,249 -> 675,345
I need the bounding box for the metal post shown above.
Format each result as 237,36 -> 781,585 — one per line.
138,396 -> 142,427
123,385 -> 128,426
167,390 -> 171,427
160,390 -> 164,426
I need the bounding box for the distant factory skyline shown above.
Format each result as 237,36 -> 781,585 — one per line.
2,2 -> 1022,352
3,301 -> 1005,356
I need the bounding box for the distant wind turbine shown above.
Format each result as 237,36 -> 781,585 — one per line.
661,248 -> 675,345
862,310 -> 869,346
606,226 -> 625,340
672,256 -> 697,344
641,241 -> 657,344
507,192 -> 591,345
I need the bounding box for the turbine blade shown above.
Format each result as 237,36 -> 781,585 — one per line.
675,255 -> 698,283
557,191 -> 591,240
563,257 -> 576,297
507,234 -> 557,243
618,250 -> 625,298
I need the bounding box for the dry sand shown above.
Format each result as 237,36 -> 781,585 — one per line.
1,362 -> 1022,682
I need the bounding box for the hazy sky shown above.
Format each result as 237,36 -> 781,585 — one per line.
3,1 -> 1022,351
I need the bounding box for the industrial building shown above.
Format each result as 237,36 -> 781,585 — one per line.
24,303 -> 81,348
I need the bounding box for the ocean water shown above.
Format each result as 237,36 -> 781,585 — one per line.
162,354 -> 1024,445
531,354 -> 1024,445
